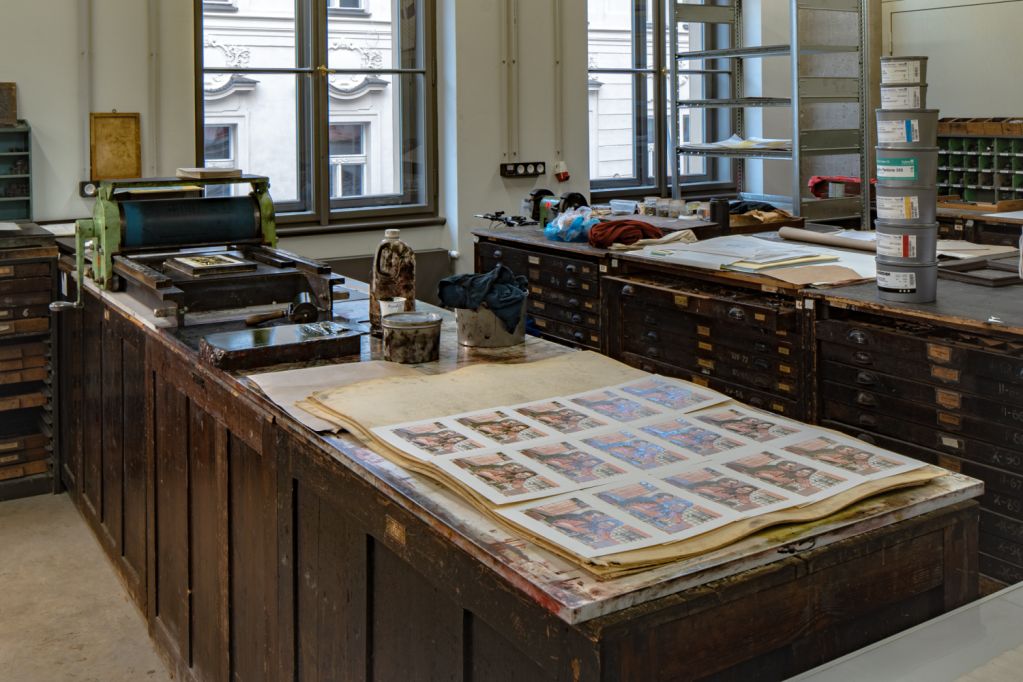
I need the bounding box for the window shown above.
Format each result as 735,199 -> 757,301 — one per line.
587,0 -> 726,197
329,123 -> 367,198
197,0 -> 436,229
203,124 -> 236,197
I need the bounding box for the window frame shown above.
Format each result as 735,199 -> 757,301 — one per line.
587,0 -> 734,201
193,0 -> 439,234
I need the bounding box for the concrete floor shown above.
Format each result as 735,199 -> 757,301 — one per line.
0,493 -> 172,682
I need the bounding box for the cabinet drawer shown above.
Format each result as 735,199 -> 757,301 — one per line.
0,277 -> 51,297
531,316 -> 600,349
0,446 -> 48,467
817,319 -> 1023,385
0,341 -> 47,367
526,252 -> 599,283
0,303 -> 50,321
981,533 -> 1023,571
0,366 -> 46,385
0,458 -> 48,481
529,269 -> 598,295
980,554 -> 1023,585
612,278 -> 798,332
0,431 -> 47,457
0,317 -> 48,337
527,284 -> 598,313
528,299 -> 599,330
477,241 -> 530,276
0,389 -> 46,412
0,262 -> 49,279
982,510 -> 1023,547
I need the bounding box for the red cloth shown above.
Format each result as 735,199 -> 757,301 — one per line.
588,219 -> 664,248
807,175 -> 876,199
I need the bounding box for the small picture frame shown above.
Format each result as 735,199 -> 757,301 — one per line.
90,112 -> 142,180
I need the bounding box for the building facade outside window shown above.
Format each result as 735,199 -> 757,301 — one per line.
197,0 -> 435,229
203,124 -> 237,197
587,0 -> 728,198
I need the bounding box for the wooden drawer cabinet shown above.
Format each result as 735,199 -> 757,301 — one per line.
605,273 -> 808,420
475,234 -> 606,351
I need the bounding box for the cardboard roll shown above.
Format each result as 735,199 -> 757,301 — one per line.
119,195 -> 262,248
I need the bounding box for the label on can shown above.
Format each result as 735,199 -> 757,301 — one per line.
877,231 -> 918,258
877,194 -> 921,220
877,268 -> 918,293
881,60 -> 922,84
881,86 -> 923,109
877,157 -> 919,180
877,119 -> 920,144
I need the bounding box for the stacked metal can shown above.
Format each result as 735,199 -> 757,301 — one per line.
874,56 -> 938,303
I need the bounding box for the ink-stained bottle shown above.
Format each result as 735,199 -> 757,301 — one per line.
370,229 -> 416,334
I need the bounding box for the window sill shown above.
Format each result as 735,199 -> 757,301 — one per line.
328,7 -> 371,18
277,214 -> 446,238
202,1 -> 239,13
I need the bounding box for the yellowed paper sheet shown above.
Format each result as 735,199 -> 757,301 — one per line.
767,264 -> 865,286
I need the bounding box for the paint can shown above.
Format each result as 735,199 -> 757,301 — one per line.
881,84 -> 928,110
875,184 -> 937,224
875,109 -> 938,148
382,311 -> 442,364
876,260 -> 937,303
874,221 -> 938,264
880,56 -> 928,86
456,300 -> 526,348
876,147 -> 938,187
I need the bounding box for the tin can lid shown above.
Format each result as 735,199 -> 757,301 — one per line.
385,228 -> 400,239
382,311 -> 442,329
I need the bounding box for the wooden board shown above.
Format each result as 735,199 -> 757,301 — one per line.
90,112 -> 141,181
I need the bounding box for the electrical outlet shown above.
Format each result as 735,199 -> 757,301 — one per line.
500,161 -> 546,178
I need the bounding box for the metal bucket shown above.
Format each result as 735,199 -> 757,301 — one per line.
880,56 -> 928,86
876,260 -> 937,303
382,311 -> 442,363
875,184 -> 937,223
875,222 -> 938,264
876,109 -> 939,148
456,301 -> 527,348
881,84 -> 928,110
876,147 -> 938,187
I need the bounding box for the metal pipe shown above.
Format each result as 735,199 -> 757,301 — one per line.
77,0 -> 92,183
507,0 -> 520,160
669,0 -> 680,199
147,0 -> 160,175
499,0 -> 509,160
552,0 -> 563,162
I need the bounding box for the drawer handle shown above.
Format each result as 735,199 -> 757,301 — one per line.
752,377 -> 770,388
565,264 -> 577,274
646,347 -> 660,359
856,371 -> 877,386
753,341 -> 768,353
570,313 -> 582,324
728,307 -> 746,322
645,330 -> 658,342
857,414 -> 878,427
568,297 -> 580,308
852,351 -> 873,365
573,331 -> 585,342
621,285 -> 635,296
856,433 -> 877,445
752,358 -> 769,371
566,278 -> 578,290
856,392 -> 878,408
643,314 -> 658,326
748,396 -> 765,407
493,249 -> 503,259
847,329 -> 870,345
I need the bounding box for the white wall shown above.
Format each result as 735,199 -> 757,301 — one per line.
0,0 -> 195,222
0,0 -> 590,273
883,0 -> 1023,116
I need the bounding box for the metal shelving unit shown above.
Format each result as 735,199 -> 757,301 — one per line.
670,0 -> 871,223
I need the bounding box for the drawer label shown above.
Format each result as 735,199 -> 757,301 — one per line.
935,389 -> 961,410
528,255 -> 540,265
778,346 -> 790,356
939,434 -> 964,451
927,343 -> 952,363
881,59 -> 922,84
698,341 -> 713,352
931,365 -> 960,383
0,441 -> 18,452
876,157 -> 919,181
771,402 -> 785,413
529,285 -> 543,295
881,86 -> 924,110
779,365 -> 792,374
754,313 -> 766,322
937,412 -> 961,428
691,376 -> 710,387
0,266 -> 11,278
0,454 -> 16,464
877,231 -> 918,258
697,325 -> 711,337
877,119 -> 920,144
533,301 -> 545,311
877,194 -> 920,220
674,294 -> 689,308
535,319 -> 547,328
698,358 -> 715,370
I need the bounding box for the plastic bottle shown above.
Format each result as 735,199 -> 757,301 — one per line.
370,228 -> 416,334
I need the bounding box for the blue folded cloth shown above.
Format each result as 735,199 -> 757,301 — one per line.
437,264 -> 528,333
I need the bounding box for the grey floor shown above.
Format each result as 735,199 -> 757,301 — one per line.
0,493 -> 172,682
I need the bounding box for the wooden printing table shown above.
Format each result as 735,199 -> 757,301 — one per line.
53,264 -> 981,681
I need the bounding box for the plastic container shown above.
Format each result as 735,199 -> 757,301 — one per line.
876,147 -> 938,187
874,221 -> 938,264
880,56 -> 928,86
881,84 -> 928,110
875,184 -> 937,223
456,300 -> 526,348
370,228 -> 416,334
875,109 -> 939,148
382,311 -> 442,364
609,199 -> 638,215
875,260 -> 937,303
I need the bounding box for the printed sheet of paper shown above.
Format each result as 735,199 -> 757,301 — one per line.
373,418 -> 488,461
691,406 -> 807,444
616,376 -> 730,413
778,433 -> 925,481
433,450 -> 581,505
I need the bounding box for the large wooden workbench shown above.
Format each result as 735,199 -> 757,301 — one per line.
55,259 -> 981,681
